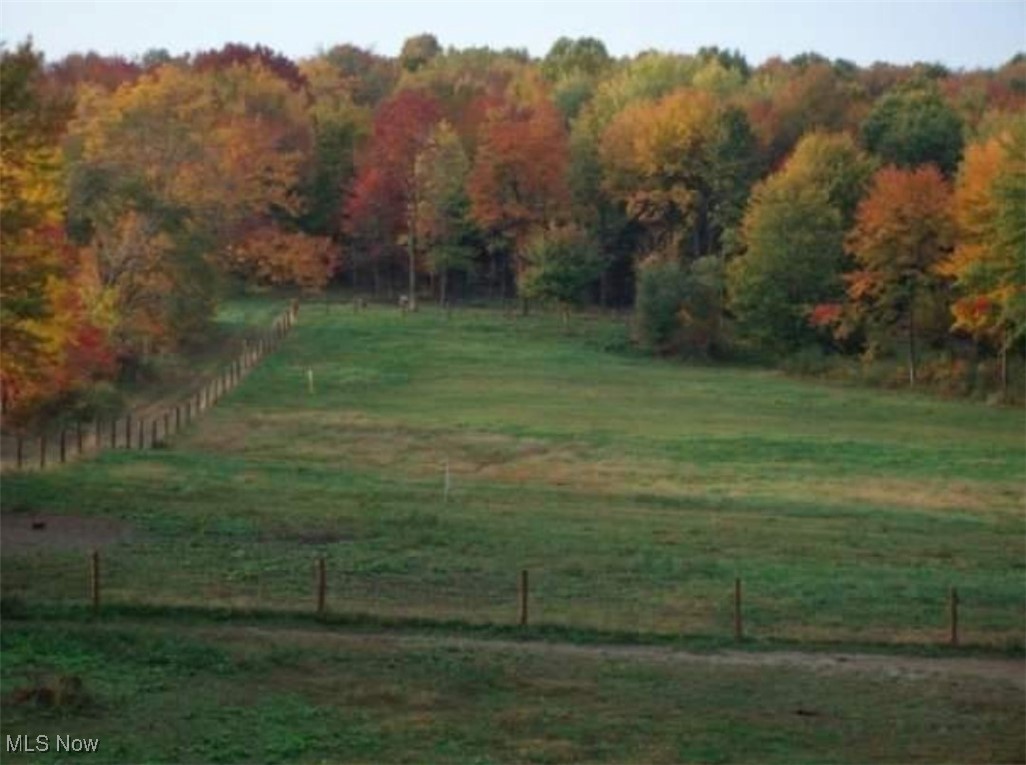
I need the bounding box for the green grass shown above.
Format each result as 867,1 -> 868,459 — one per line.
2,619 -> 1022,764
3,303 -> 1022,646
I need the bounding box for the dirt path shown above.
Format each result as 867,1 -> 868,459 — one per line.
200,624 -> 1026,690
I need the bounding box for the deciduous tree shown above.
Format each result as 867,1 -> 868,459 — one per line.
1,42 -> 114,421
414,121 -> 476,304
861,81 -> 964,176
729,174 -> 844,353
468,74 -> 570,300
519,225 -> 602,325
939,126 -> 1026,389
846,166 -> 955,386
344,89 -> 442,304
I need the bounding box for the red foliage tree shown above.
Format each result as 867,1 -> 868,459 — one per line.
468,77 -> 570,293
343,90 -> 442,299
192,43 -> 307,91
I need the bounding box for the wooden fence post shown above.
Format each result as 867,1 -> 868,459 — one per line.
316,557 -> 326,616
39,435 -> 47,469
95,420 -> 102,450
734,577 -> 743,642
137,418 -> 144,449
519,569 -> 529,627
163,412 -> 170,440
125,414 -> 132,449
76,423 -> 83,454
175,405 -> 181,432
950,587 -> 959,647
90,550 -> 101,614
151,419 -> 157,447
59,430 -> 66,463
110,418 -> 117,448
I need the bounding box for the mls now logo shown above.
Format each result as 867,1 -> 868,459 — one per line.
6,734 -> 100,753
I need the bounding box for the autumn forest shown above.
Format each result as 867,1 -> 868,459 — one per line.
3,35 -> 1025,426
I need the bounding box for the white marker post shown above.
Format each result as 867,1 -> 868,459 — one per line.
307,368 -> 314,395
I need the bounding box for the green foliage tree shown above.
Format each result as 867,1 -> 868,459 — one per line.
519,225 -> 602,325
414,121 -> 477,304
400,34 -> 442,73
782,131 -> 877,227
861,81 -> 965,176
541,37 -> 611,81
635,254 -> 724,357
729,176 -> 845,353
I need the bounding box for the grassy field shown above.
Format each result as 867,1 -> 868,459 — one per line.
3,302 -> 1022,644
2,619 -> 1022,764
2,300 -> 1023,762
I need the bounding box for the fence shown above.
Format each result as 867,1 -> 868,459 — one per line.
2,540 -> 1000,650
0,303 -> 299,473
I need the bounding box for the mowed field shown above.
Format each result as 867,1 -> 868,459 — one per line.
2,301 -> 1024,763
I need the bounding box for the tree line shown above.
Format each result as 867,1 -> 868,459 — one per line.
2,35 -> 1024,424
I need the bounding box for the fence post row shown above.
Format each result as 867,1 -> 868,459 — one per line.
8,306 -> 293,470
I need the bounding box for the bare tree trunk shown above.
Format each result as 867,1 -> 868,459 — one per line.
1001,329 -> 1008,399
407,237 -> 417,312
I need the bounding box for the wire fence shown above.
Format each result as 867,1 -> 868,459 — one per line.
2,537 -> 1011,650
0,303 -> 299,473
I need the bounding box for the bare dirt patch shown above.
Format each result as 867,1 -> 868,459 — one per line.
199,624 -> 1026,691
1,513 -> 134,553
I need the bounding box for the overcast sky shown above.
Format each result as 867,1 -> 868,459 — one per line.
2,1 -> 1024,69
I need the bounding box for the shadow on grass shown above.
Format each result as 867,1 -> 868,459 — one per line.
3,597 -> 1022,659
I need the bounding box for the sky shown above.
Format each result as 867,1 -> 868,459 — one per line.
1,0 -> 1024,69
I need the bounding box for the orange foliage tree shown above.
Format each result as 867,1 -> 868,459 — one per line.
468,74 -> 570,299
1,42 -> 115,424
846,166 -> 955,386
66,59 -> 326,355
939,125 -> 1026,389
599,88 -> 723,258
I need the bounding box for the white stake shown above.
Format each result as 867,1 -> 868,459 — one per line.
307,368 -> 314,394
